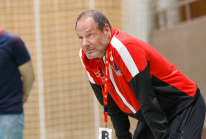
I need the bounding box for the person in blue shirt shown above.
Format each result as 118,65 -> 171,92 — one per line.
0,28 -> 35,139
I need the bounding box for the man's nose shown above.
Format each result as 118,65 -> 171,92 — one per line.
82,37 -> 89,46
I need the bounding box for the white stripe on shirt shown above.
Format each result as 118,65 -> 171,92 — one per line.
110,36 -> 139,77
103,58 -> 137,114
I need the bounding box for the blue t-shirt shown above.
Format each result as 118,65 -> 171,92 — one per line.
0,28 -> 31,114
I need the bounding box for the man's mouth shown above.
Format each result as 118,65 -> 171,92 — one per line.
86,48 -> 94,53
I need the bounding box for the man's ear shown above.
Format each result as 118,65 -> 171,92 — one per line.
104,24 -> 111,38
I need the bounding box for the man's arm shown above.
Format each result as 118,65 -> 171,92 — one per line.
90,82 -> 132,139
80,48 -> 132,138
114,43 -> 171,139
129,64 -> 171,139
18,60 -> 35,103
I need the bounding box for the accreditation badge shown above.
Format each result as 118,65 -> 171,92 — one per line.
99,127 -> 112,139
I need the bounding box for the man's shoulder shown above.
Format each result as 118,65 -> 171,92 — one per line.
1,30 -> 22,46
110,34 -> 141,54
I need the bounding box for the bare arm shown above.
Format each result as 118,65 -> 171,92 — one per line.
18,60 -> 35,103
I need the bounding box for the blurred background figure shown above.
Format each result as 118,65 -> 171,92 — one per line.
0,0 -> 205,138
0,28 -> 35,139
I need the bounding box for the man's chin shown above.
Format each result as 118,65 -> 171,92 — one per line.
86,54 -> 96,59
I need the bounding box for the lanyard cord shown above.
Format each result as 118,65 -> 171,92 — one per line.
103,49 -> 109,127
96,49 -> 110,127
104,49 -> 109,106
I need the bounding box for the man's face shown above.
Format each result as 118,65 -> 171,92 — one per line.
76,17 -> 111,59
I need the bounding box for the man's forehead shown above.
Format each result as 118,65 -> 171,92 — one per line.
76,17 -> 98,34
78,17 -> 95,26
77,29 -> 93,36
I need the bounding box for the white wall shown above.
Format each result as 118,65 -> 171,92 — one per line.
156,0 -> 181,28
121,0 -> 154,43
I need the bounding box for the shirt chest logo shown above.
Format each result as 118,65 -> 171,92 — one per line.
94,69 -> 105,82
110,52 -> 122,76
111,62 -> 122,76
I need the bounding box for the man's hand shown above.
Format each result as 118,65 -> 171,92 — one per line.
118,133 -> 132,139
23,94 -> 28,103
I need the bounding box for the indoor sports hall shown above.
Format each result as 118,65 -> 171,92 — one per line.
0,0 -> 206,138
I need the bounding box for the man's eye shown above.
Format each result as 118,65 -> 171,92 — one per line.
78,37 -> 83,40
